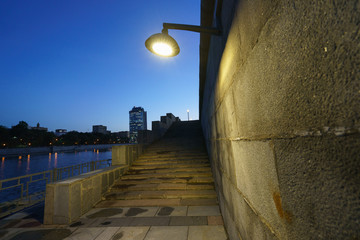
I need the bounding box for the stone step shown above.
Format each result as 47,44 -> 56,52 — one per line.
132,159 -> 210,165
97,198 -> 219,207
139,153 -> 208,158
129,163 -> 210,170
136,158 -> 209,163
120,172 -> 212,180
112,177 -> 214,185
104,190 -> 217,200
110,182 -> 215,191
126,167 -> 212,175
143,152 -> 205,156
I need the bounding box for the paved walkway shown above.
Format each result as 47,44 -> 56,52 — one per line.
0,121 -> 228,240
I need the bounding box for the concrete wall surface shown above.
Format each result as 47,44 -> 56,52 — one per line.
44,165 -> 128,225
112,144 -> 144,166
44,144 -> 144,225
200,0 -> 359,239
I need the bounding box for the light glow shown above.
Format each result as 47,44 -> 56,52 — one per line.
152,42 -> 173,57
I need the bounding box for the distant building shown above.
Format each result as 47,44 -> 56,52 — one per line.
137,113 -> 180,144
129,106 -> 147,143
117,131 -> 129,139
31,123 -> 48,131
113,131 -> 129,143
151,113 -> 181,141
92,125 -> 108,134
55,129 -> 67,136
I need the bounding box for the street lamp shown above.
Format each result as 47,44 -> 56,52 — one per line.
145,23 -> 221,57
187,109 -> 190,121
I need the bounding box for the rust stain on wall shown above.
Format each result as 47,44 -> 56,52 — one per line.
273,192 -> 293,223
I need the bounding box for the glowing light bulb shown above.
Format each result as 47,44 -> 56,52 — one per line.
152,42 -> 173,56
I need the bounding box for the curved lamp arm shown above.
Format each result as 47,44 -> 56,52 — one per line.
162,23 -> 221,35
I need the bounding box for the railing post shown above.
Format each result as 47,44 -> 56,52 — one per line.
90,161 -> 95,171
52,168 -> 58,182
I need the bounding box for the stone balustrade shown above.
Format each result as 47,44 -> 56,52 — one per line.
44,144 -> 143,225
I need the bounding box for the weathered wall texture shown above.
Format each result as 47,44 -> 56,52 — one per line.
200,0 -> 360,239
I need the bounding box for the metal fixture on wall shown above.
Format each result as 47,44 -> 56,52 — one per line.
145,23 -> 221,57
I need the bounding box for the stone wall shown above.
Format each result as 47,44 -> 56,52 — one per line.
200,0 -> 360,239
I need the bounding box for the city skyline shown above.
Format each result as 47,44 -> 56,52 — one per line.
0,0 -> 200,132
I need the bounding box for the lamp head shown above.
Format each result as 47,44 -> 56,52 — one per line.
145,29 -> 180,57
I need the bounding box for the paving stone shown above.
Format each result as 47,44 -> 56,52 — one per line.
64,227 -> 104,240
93,227 -> 119,240
123,207 -> 158,217
156,206 -> 187,216
4,228 -> 73,240
130,217 -> 170,226
79,208 -> 104,219
187,205 -> 221,216
188,226 -> 228,240
85,208 -> 124,219
114,227 -> 149,240
88,217 -> 133,227
169,216 -> 207,226
144,226 -> 188,240
69,218 -> 98,228
208,216 -> 224,225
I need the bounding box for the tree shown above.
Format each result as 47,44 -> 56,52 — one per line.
0,126 -> 10,148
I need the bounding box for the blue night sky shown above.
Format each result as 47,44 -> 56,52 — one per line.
0,0 -> 200,132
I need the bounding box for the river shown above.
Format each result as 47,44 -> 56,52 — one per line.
0,148 -> 112,180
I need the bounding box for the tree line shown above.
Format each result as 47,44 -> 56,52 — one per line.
0,121 -> 129,148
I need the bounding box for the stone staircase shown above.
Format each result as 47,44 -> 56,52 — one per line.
1,121 -> 228,240
97,120 -> 218,208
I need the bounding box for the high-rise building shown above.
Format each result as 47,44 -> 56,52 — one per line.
129,106 -> 147,143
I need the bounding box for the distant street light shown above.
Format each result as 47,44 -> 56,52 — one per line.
187,109 -> 190,121
145,23 -> 221,57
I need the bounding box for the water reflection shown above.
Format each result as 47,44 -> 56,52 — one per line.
18,158 -> 22,168
1,157 -> 4,176
0,148 -> 113,180
54,152 -> 58,168
26,155 -> 30,172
